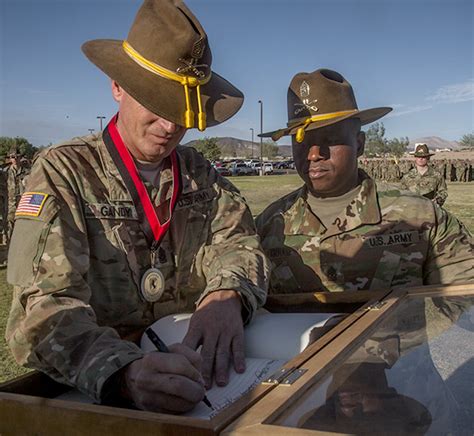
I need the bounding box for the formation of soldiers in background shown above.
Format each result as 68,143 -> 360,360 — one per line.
0,150 -> 32,250
359,158 -> 473,183
0,147 -> 471,263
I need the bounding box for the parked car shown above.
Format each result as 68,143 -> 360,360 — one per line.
215,166 -> 231,177
230,162 -> 255,176
264,162 -> 274,174
246,159 -> 261,167
253,162 -> 274,175
274,160 -> 293,169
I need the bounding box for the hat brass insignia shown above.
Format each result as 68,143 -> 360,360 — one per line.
191,37 -> 206,60
294,80 -> 319,116
300,81 -> 310,98
176,37 -> 208,78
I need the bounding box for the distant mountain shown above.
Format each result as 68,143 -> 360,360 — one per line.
408,136 -> 462,151
182,136 -> 293,158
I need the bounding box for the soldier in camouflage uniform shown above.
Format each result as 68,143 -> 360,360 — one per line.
6,151 -> 29,239
0,163 -> 8,245
399,158 -> 413,178
400,144 -> 448,206
6,0 -> 268,413
386,158 -> 401,182
257,68 -> 472,294
459,159 -> 469,182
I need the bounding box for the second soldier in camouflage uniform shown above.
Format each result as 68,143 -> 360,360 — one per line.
257,68 -> 472,294
6,0 -> 268,413
400,144 -> 448,206
6,151 -> 29,239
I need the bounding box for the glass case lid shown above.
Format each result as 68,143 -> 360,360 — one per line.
271,294 -> 473,435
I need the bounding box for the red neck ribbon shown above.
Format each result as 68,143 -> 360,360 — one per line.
103,114 -> 181,247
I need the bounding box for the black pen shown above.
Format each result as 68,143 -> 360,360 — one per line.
145,328 -> 213,409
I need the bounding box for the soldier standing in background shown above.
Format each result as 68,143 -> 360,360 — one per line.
399,158 -> 413,178
455,160 -> 463,181
387,158 -> 401,182
439,158 -> 448,181
6,151 -> 29,239
459,159 -> 469,182
0,162 -> 8,246
400,144 -> 447,206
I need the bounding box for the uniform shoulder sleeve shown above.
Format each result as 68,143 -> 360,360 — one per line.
7,153 -> 69,286
425,204 -> 473,284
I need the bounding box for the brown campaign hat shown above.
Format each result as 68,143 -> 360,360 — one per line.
82,0 -> 243,131
299,363 -> 432,434
261,68 -> 392,142
414,143 -> 435,157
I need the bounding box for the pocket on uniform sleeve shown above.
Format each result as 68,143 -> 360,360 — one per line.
7,219 -> 54,287
7,195 -> 59,287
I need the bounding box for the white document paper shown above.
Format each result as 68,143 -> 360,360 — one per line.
142,312 -> 338,419
57,311 -> 339,419
185,357 -> 284,419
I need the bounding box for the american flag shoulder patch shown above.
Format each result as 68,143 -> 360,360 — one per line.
15,192 -> 49,217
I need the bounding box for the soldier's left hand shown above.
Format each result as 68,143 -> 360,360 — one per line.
182,289 -> 245,388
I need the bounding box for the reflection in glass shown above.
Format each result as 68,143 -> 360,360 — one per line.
299,362 -> 432,434
278,296 -> 473,435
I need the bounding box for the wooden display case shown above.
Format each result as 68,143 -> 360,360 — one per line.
222,283 -> 474,435
2,284 -> 472,435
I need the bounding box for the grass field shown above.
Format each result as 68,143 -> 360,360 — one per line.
0,177 -> 472,383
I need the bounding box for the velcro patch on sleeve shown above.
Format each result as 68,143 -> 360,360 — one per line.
15,192 -> 49,217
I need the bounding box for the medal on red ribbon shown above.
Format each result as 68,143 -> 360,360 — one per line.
103,114 -> 181,302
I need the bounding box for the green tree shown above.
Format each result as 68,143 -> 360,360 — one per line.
261,141 -> 278,159
459,133 -> 474,148
363,123 -> 409,157
192,137 -> 221,161
364,122 -> 386,156
0,136 -> 37,160
386,136 -> 409,157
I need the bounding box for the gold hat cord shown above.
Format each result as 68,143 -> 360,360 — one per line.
122,41 -> 210,131
295,110 -> 358,143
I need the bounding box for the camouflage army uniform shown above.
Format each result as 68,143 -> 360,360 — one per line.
6,134 -> 269,402
0,168 -> 7,243
6,164 -> 29,237
256,171 -> 472,294
400,166 -> 448,206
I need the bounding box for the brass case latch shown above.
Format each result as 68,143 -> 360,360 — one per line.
262,367 -> 307,386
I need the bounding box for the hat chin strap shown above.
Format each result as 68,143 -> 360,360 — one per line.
122,41 -> 211,131
294,109 -> 358,143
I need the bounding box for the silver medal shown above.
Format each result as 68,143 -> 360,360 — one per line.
140,268 -> 165,302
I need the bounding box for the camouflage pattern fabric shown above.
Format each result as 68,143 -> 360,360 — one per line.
6,164 -> 29,236
400,166 -> 448,205
6,133 -> 269,402
256,170 -> 473,294
0,169 -> 7,243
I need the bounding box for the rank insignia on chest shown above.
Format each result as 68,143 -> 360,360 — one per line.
15,192 -> 49,217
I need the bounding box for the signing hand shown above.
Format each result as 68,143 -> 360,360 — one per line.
183,290 -> 245,388
122,343 -> 205,413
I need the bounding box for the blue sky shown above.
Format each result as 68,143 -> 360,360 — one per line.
0,0 -> 472,147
